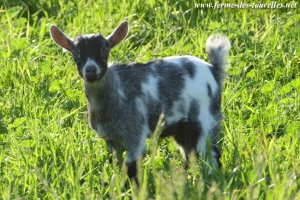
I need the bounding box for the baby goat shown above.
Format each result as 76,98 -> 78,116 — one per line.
50,20 -> 230,183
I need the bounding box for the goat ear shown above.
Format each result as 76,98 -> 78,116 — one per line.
50,25 -> 75,52
107,20 -> 128,48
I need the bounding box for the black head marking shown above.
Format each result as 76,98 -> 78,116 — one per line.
73,34 -> 110,70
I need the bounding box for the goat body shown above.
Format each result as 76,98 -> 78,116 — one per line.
50,21 -> 230,183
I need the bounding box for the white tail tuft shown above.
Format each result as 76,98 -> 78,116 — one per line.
206,35 -> 230,80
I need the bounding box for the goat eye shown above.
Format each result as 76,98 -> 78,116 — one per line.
73,50 -> 81,60
72,48 -> 80,56
72,53 -> 81,65
101,50 -> 109,59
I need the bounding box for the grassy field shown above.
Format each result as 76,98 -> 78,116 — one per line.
0,0 -> 299,199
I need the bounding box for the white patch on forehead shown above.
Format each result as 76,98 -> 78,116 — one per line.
74,34 -> 95,46
141,75 -> 159,101
82,58 -> 101,75
82,34 -> 96,39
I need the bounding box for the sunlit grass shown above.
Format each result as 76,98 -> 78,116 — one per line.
0,0 -> 299,199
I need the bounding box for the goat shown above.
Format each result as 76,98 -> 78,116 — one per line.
49,20 -> 230,184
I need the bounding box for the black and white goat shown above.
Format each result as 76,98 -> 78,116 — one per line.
50,20 -> 230,183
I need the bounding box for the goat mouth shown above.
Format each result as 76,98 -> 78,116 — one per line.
84,74 -> 98,82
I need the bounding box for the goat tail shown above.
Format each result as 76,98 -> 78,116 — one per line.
206,34 -> 230,81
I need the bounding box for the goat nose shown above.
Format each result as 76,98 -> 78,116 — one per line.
86,65 -> 97,73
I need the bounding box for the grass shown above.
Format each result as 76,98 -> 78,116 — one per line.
0,0 -> 299,199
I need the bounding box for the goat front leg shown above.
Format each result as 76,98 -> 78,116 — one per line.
124,128 -> 148,186
125,145 -> 146,187
106,140 -> 124,166
126,160 -> 138,185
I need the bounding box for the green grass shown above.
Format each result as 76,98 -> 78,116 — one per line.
0,0 -> 299,199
